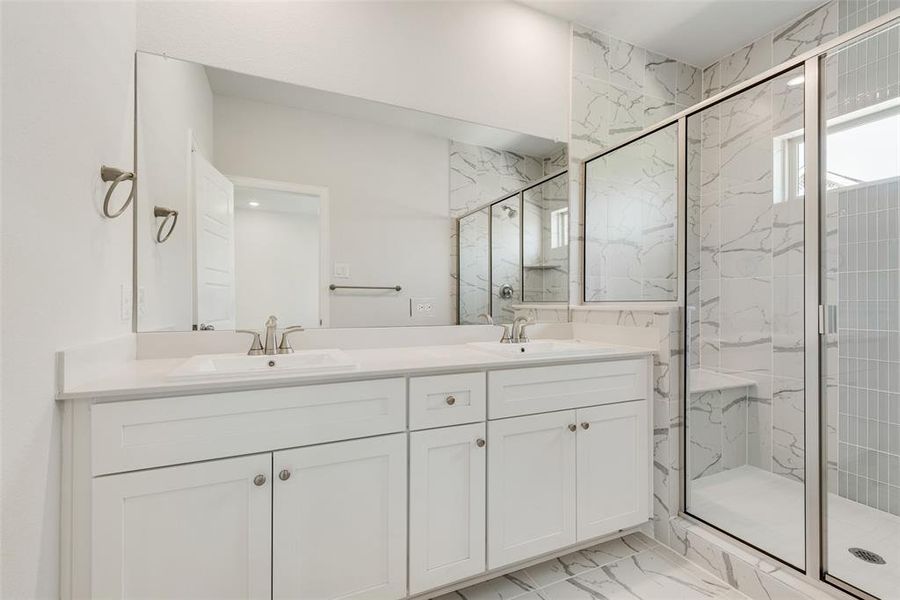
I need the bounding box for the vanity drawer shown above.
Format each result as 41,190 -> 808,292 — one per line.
408,372 -> 486,429
91,378 -> 406,475
488,359 -> 648,419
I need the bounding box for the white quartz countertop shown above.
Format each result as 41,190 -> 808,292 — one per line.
56,341 -> 653,402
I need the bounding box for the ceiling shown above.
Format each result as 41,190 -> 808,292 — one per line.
518,0 -> 826,67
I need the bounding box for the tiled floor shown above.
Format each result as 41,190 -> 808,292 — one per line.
691,465 -> 900,599
432,532 -> 747,600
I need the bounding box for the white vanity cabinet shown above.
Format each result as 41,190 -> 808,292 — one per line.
63,354 -> 653,600
576,401 -> 649,539
487,410 -> 579,567
92,454 -> 273,599
273,434 -> 407,600
409,423 -> 487,594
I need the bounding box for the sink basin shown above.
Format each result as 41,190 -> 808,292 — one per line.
467,339 -> 621,358
167,349 -> 358,380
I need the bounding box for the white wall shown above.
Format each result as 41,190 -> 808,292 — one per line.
1,2 -> 136,597
214,95 -> 452,327
136,0 -> 570,143
136,52 -> 214,331
234,205 -> 320,330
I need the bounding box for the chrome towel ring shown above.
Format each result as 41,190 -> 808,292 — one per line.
100,165 -> 135,218
153,206 -> 178,243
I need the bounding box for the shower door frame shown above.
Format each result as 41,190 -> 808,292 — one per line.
575,9 -> 900,600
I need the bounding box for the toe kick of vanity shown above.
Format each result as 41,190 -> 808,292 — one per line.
61,355 -> 653,600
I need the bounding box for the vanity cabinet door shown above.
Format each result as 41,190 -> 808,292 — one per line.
409,423 -> 486,594
273,434 -> 407,600
487,411 -> 577,569
576,400 -> 650,541
92,454 -> 272,600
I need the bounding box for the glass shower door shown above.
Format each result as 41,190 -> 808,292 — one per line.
684,64 -> 808,569
821,21 -> 900,600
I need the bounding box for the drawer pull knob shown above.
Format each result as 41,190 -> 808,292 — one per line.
446,396 -> 456,405
476,438 -> 486,448
581,422 -> 590,430
279,469 -> 291,481
568,424 -> 577,432
253,474 -> 267,487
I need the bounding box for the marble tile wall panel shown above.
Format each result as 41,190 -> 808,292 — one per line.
688,65 -> 809,484
688,387 -> 749,480
523,174 -> 569,303
449,141 -> 554,323
491,196 -> 522,323
572,24 -> 700,304
458,209 -> 490,324
584,124 -> 679,301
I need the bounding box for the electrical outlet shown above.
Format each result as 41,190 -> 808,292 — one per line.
411,297 -> 435,319
120,284 -> 133,322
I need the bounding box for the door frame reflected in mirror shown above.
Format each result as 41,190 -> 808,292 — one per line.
226,176 -> 330,331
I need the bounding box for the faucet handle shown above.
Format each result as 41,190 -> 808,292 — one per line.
499,324 -> 512,344
277,326 -> 305,354
235,329 -> 264,356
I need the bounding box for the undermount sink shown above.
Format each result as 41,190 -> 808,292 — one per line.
167,349 -> 358,380
467,339 -> 621,358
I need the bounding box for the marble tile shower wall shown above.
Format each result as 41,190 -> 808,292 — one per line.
692,66 -> 807,483
458,209 -> 490,325
449,141 -> 550,323
584,124 -> 679,301
569,25 -> 701,303
523,174 -> 569,303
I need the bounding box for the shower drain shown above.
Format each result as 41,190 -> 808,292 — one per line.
848,548 -> 886,565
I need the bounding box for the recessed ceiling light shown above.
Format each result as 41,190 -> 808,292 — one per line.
248,201 -> 260,207
787,75 -> 805,87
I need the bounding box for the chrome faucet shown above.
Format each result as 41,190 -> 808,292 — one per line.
511,316 -> 530,344
477,313 -> 494,325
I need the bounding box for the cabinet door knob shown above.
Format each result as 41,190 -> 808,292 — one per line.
568,424 -> 577,432
278,469 -> 291,481
253,474 -> 267,487
446,395 -> 456,405
476,438 -> 486,448
581,422 -> 590,430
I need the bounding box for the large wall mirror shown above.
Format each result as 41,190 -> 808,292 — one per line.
135,51 -> 567,332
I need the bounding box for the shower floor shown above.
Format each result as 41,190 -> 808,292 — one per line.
690,465 -> 900,599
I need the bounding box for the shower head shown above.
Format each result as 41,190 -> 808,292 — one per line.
502,205 -> 517,218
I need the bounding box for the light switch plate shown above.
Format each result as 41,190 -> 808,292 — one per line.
333,262 -> 350,279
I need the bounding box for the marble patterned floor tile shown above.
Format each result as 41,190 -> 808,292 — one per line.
434,570 -> 538,600
520,533 -> 658,589
538,548 -> 735,600
431,534 -> 745,600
